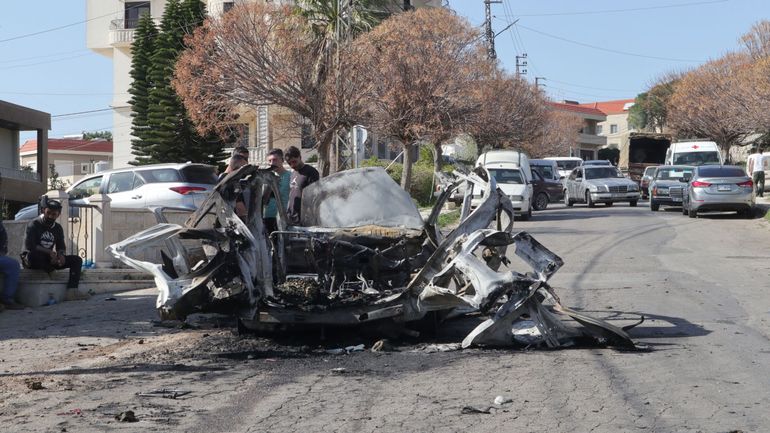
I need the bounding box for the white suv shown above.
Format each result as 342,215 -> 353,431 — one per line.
15,163 -> 218,220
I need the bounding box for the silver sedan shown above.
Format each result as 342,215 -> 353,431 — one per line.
563,165 -> 640,207
682,165 -> 754,218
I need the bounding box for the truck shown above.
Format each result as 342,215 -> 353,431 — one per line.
618,132 -> 671,183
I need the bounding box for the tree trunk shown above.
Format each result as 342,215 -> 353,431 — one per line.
433,143 -> 444,173
401,142 -> 414,192
314,130 -> 336,177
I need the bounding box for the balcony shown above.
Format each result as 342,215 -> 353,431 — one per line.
109,18 -> 159,46
0,166 -> 40,182
578,133 -> 607,148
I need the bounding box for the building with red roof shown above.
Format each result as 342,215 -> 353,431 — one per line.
548,101 -> 608,160
20,137 -> 113,187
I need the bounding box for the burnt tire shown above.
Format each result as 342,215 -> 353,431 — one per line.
533,192 -> 549,211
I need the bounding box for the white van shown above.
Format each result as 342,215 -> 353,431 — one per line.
665,141 -> 722,166
544,156 -> 583,179
475,150 -> 533,220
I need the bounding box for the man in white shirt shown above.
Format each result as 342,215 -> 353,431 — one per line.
752,153 -> 765,197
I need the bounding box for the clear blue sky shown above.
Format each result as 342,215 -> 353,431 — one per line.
1,0 -> 768,141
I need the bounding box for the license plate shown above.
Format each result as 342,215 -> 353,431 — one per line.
672,197 -> 682,202
718,185 -> 731,191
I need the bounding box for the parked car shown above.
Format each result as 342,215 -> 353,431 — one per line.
649,165 -> 694,211
665,141 -> 722,166
15,163 -> 218,220
530,159 -> 560,182
530,169 -> 563,211
682,165 -> 754,218
472,163 -> 532,220
582,159 -> 612,166
563,165 -> 640,207
545,156 -> 583,179
640,165 -> 658,199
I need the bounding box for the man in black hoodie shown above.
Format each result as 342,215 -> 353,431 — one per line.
22,200 -> 82,289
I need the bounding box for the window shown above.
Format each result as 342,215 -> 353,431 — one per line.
125,2 -> 151,29
610,124 -> 618,134
80,163 -> 91,174
53,160 -> 74,177
596,125 -> 603,135
107,172 -> 136,194
488,169 -> 524,185
70,176 -> 103,199
137,168 -> 182,183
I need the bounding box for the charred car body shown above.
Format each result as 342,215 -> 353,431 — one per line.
109,165 -> 640,349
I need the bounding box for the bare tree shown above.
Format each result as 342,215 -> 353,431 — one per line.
535,109 -> 583,158
468,71 -> 547,157
351,8 -> 492,188
741,20 -> 770,60
668,53 -> 755,161
174,3 -> 373,176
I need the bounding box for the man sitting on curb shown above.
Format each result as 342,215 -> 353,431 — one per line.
0,220 -> 22,310
22,200 -> 83,297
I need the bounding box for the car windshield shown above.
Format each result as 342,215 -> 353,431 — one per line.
655,167 -> 693,180
673,151 -> 721,165
488,168 -> 524,184
644,167 -> 657,176
697,166 -> 746,177
585,167 -> 623,180
556,160 -> 581,170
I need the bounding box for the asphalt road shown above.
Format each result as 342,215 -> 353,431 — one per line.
2,201 -> 770,432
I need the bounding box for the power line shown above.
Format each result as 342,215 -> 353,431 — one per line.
516,23 -> 705,63
52,107 -> 128,118
505,0 -> 729,17
0,90 -> 125,97
0,49 -> 90,65
546,79 -> 639,93
0,3 -> 148,44
0,53 -> 93,71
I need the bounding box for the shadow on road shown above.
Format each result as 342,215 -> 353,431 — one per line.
575,309 -> 711,340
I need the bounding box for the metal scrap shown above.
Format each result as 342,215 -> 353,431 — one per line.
109,166 -> 641,350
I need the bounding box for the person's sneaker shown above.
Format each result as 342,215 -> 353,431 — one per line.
1,301 -> 25,310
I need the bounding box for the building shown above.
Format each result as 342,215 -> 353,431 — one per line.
19,138 -> 113,187
86,0 -> 442,169
548,101 -> 607,160
0,100 -> 49,213
579,99 -> 636,151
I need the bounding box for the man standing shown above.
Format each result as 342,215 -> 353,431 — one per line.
286,146 -> 319,225
752,153 -> 765,197
22,200 -> 83,291
0,220 -> 22,310
263,148 -> 291,233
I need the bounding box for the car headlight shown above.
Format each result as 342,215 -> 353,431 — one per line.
593,185 -> 608,192
509,195 -> 523,202
628,184 -> 639,191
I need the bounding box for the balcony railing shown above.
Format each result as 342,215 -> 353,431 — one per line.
109,18 -> 160,46
0,166 -> 40,182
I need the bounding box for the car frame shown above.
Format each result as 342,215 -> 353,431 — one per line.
563,165 -> 640,207
682,165 -> 755,218
530,169 -> 564,211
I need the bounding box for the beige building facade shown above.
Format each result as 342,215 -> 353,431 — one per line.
19,138 -> 113,188
86,0 -> 442,168
548,101 -> 608,160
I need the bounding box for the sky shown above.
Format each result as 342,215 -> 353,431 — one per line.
1,0 -> 769,142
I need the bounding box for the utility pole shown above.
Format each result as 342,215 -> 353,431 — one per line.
535,76 -> 546,88
484,0 -> 502,60
515,53 -> 527,76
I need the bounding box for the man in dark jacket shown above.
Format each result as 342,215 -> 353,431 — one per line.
22,200 -> 82,289
0,220 -> 22,310
286,146 -> 319,225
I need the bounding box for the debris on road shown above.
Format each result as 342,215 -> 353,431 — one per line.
25,379 -> 44,390
330,367 -> 347,374
371,339 -> 393,352
325,344 -> 365,355
461,406 -> 492,415
115,410 -> 138,422
136,389 -> 192,399
493,395 -> 513,405
109,167 -> 642,350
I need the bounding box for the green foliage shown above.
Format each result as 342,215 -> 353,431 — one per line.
48,164 -> 68,190
134,0 -> 228,166
306,153 -> 319,163
82,130 -> 113,141
437,209 -> 461,228
128,13 -> 158,165
628,92 -> 649,131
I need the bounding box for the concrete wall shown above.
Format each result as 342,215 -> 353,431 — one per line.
0,127 -> 18,169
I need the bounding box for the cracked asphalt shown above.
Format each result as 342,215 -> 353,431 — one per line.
2,202 -> 770,432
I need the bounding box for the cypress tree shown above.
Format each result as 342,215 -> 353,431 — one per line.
144,0 -> 227,166
128,13 -> 158,165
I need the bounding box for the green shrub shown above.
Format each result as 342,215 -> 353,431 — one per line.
306,153 -> 319,163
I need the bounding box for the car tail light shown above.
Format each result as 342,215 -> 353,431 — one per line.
737,180 -> 753,188
170,186 -> 206,195
691,181 -> 711,188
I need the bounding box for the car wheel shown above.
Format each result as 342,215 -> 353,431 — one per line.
688,207 -> 697,218
564,190 -> 573,207
629,200 -> 638,207
650,200 -> 660,211
682,205 -> 688,216
605,202 -> 613,207
586,191 -> 596,208
740,208 -> 754,219
520,208 -> 532,221
534,192 -> 549,211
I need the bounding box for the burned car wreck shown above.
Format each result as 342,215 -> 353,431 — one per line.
109,165 -> 640,349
